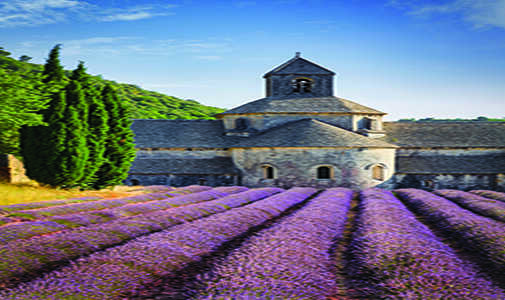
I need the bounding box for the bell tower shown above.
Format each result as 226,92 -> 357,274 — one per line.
263,52 -> 335,98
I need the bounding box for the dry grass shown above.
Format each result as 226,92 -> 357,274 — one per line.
0,182 -> 146,206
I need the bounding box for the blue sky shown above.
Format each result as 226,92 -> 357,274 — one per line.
1,0 -> 504,120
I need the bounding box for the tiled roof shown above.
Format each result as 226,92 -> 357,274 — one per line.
396,155 -> 505,174
129,157 -> 237,174
382,122 -> 505,148
263,56 -> 335,77
232,119 -> 398,148
131,119 -> 228,148
131,118 -> 396,149
218,96 -> 385,115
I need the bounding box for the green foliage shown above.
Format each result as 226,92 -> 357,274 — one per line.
71,62 -> 108,188
93,85 -> 135,189
19,55 -> 32,62
0,46 -> 224,156
42,44 -> 66,86
0,68 -> 49,154
0,47 -> 11,57
20,91 -> 67,185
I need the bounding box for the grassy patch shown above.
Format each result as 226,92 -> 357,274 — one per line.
0,183 -> 147,206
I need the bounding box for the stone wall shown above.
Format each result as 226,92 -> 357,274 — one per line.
0,154 -> 30,183
385,173 -> 505,192
124,174 -> 238,187
232,147 -> 395,189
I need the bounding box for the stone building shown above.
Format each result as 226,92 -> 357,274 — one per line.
127,53 -> 505,191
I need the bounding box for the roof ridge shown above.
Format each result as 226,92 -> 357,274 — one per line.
263,56 -> 335,77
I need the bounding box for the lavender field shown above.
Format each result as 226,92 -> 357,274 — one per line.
0,186 -> 504,299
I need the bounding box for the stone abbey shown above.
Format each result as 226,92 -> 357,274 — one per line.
127,54 -> 505,191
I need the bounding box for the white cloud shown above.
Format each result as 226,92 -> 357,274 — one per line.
0,1 -> 177,27
98,5 -> 177,22
391,0 -> 505,29
0,0 -> 88,27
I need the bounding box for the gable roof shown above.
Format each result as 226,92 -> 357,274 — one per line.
396,155 -> 505,174
382,122 -> 505,148
232,119 -> 397,148
218,96 -> 385,115
263,55 -> 335,77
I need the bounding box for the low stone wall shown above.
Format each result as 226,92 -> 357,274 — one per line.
124,174 -> 238,187
386,173 -> 505,192
0,154 -> 30,183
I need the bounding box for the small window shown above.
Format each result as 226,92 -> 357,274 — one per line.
130,179 -> 140,186
198,178 -> 207,185
291,77 -> 313,93
262,165 -> 275,179
317,166 -> 331,179
235,118 -> 249,130
423,180 -> 434,188
372,165 -> 385,181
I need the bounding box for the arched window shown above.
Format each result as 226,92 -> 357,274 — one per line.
291,77 -> 313,93
372,165 -> 385,181
317,166 -> 331,179
235,118 -> 249,130
262,165 -> 275,179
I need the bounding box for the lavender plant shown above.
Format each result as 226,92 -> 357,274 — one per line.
435,189 -> 505,222
0,187 -> 280,289
0,187 -> 313,299
396,188 -> 505,285
195,188 -> 353,299
0,196 -> 102,215
348,188 -> 503,299
0,186 -> 214,244
470,190 -> 505,202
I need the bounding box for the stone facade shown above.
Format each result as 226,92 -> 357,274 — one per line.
232,147 -> 395,189
127,54 -> 505,191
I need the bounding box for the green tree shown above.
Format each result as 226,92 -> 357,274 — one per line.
70,61 -> 108,188
18,55 -> 32,62
0,47 -> 11,56
94,84 -> 136,189
20,44 -> 68,186
42,44 -> 66,85
0,69 -> 48,154
57,81 -> 88,187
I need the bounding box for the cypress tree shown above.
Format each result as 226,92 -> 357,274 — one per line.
71,62 -> 108,188
42,44 -> 65,85
57,80 -> 88,187
20,44 -> 68,185
94,85 -> 135,189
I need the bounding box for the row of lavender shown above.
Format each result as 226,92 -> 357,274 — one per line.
396,189 -> 505,281
348,189 -> 504,299
1,186 -> 503,299
0,186 -> 284,289
0,186 -> 212,244
193,188 -> 354,300
0,188 -> 315,299
435,189 -> 505,223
